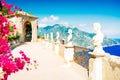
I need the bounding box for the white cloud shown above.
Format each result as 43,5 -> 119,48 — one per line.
38,15 -> 59,27
41,17 -> 49,23
60,21 -> 70,27
50,15 -> 59,22
79,24 -> 87,27
103,29 -> 120,38
77,23 -> 93,32
40,15 -> 59,23
38,23 -> 47,27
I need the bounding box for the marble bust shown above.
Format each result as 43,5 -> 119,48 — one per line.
56,32 -> 60,43
67,29 -> 72,42
67,29 -> 73,46
92,23 -> 105,54
56,32 -> 59,40
50,32 -> 53,41
93,23 -> 104,47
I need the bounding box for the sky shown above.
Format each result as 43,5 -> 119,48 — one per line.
6,0 -> 120,38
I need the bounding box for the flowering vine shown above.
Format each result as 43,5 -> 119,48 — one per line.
0,0 -> 37,80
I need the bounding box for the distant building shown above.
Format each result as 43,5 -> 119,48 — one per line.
8,11 -> 38,42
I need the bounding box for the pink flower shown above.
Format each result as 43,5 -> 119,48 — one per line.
0,1 -> 35,80
19,50 -> 30,63
1,1 -> 7,7
6,4 -> 13,9
34,60 -> 37,63
15,58 -> 25,70
13,25 -> 16,29
26,67 -> 29,71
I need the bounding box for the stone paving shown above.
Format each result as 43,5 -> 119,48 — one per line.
9,41 -> 88,80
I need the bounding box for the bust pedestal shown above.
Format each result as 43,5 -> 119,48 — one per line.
64,42 -> 74,62
89,51 -> 109,80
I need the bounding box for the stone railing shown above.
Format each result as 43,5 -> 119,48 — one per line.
58,44 -> 65,57
89,53 -> 120,80
88,22 -> 120,80
42,23 -> 120,80
49,39 -> 120,80
74,46 -> 91,70
51,40 -> 65,57
103,55 -> 120,80
46,39 -> 91,69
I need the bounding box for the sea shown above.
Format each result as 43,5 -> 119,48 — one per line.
73,45 -> 120,69
103,45 -> 120,57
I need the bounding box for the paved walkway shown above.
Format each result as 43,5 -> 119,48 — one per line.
9,41 -> 88,80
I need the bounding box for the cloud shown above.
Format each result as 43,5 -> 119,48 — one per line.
38,15 -> 59,27
40,15 -> 59,23
41,17 -> 49,23
78,24 -> 87,27
60,21 -> 70,27
50,15 -> 59,22
103,29 -> 120,38
38,23 -> 47,27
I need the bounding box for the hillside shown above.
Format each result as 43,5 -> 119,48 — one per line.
38,24 -> 119,49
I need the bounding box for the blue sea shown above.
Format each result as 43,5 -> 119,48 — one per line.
74,45 -> 120,69
103,45 -> 120,57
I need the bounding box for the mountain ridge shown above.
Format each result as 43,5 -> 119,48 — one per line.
38,24 -> 119,49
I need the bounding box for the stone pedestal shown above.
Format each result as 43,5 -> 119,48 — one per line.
45,40 -> 50,48
89,52 -> 120,80
49,41 -> 54,50
64,42 -> 74,62
31,20 -> 37,42
55,40 -> 60,55
89,52 -> 106,80
64,46 -> 74,62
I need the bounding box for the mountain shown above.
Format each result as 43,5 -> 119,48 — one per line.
114,38 -> 120,43
38,24 -> 119,49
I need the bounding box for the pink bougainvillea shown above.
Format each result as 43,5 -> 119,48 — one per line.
0,0 -> 35,80
0,15 -> 32,80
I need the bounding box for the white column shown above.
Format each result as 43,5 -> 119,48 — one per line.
31,20 -> 37,42
64,29 -> 74,65
50,32 -> 53,41
94,58 -> 102,80
19,17 -> 24,42
89,22 -> 106,80
47,34 -> 49,40
55,32 -> 60,55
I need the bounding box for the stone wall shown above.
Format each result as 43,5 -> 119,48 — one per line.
54,42 -> 91,69
89,54 -> 120,80
59,44 -> 65,57
74,46 -> 91,70
8,12 -> 38,42
102,55 -> 120,80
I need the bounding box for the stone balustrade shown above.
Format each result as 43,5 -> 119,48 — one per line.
42,22 -> 120,80
103,55 -> 120,80
88,23 -> 120,80
89,52 -> 120,80
44,39 -> 90,67
41,39 -> 120,80
74,46 -> 91,70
